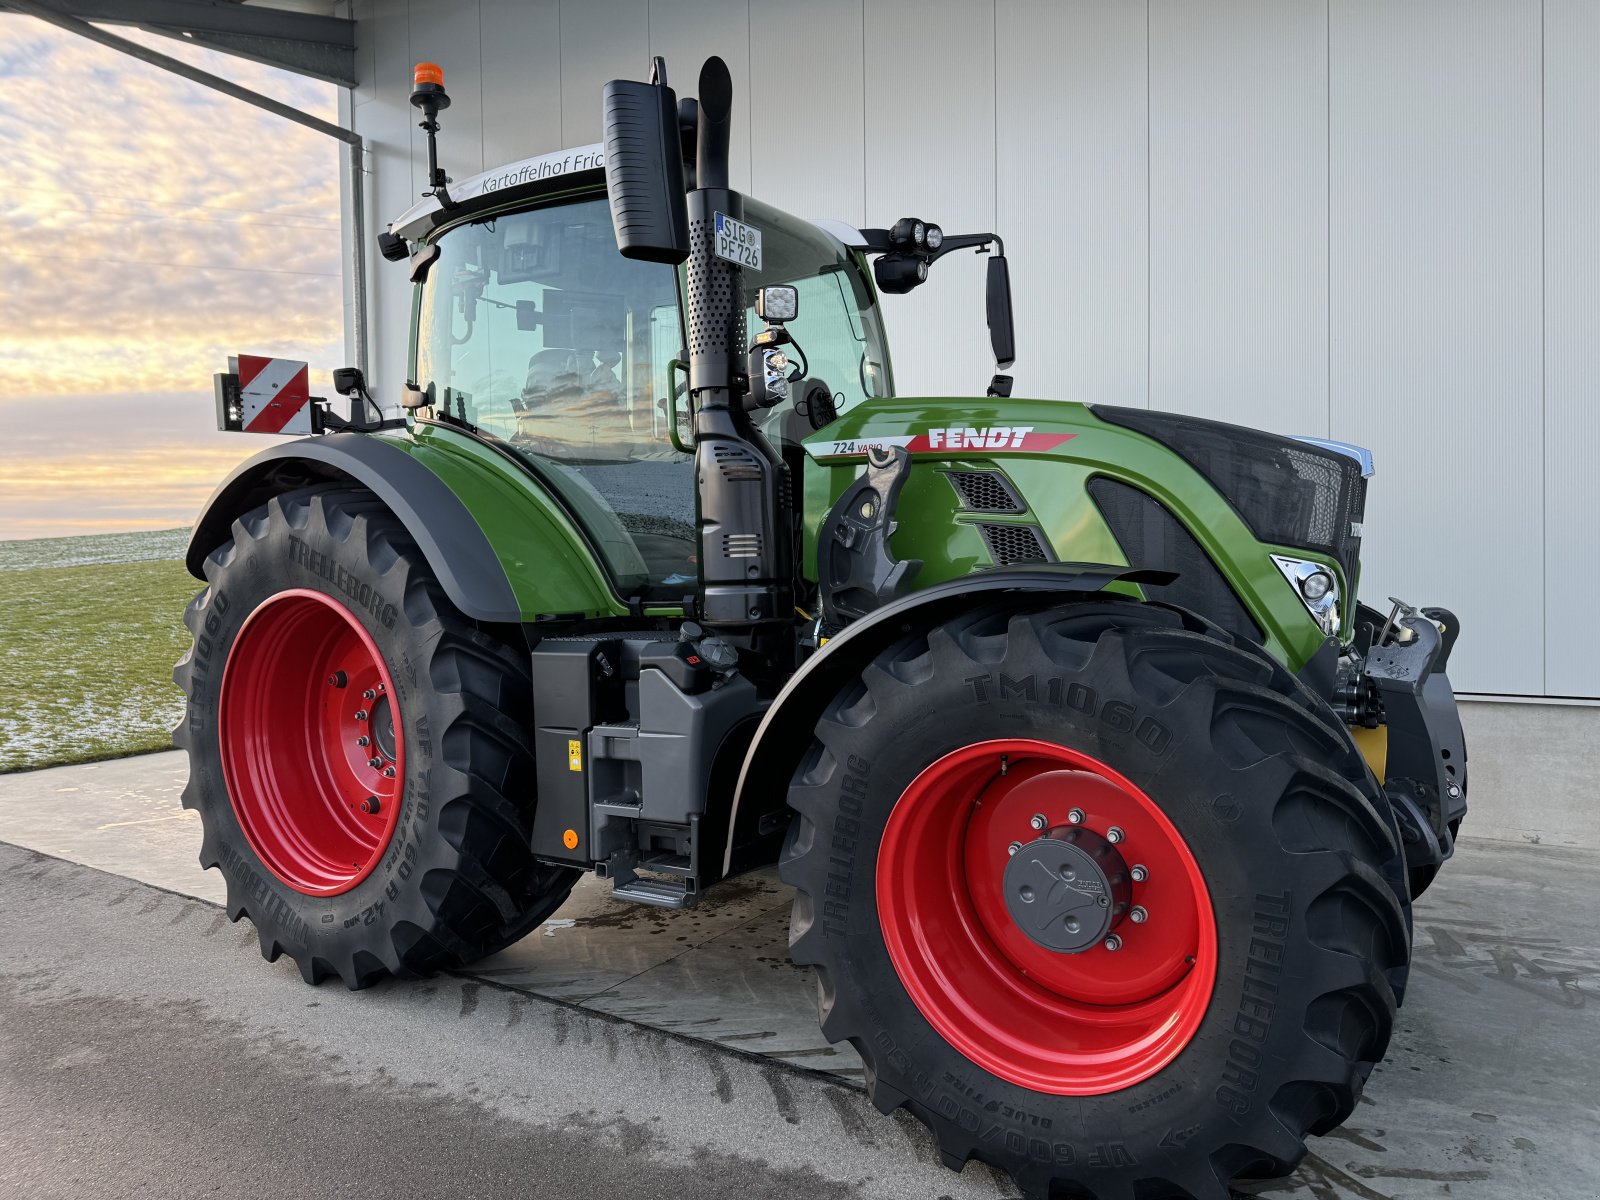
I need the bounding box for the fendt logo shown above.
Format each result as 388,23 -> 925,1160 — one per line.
809,427 -> 1076,459
929,426 -> 1035,450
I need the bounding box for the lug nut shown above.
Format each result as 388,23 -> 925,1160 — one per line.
1106,826 -> 1125,844
354,709 -> 368,721
383,766 -> 396,778
368,757 -> 383,769
1008,841 -> 1022,857
363,688 -> 377,701
1129,906 -> 1148,924
1030,813 -> 1048,831
356,736 -> 370,747
1103,934 -> 1123,952
1130,864 -> 1148,883
327,672 -> 347,688
1067,808 -> 1085,825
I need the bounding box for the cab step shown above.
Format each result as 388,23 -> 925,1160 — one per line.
609,874 -> 697,909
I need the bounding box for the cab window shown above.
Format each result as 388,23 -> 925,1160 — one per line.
738,200 -> 892,428
414,197 -> 696,597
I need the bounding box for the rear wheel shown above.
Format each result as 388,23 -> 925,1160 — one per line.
174,486 -> 577,987
781,601 -> 1410,1199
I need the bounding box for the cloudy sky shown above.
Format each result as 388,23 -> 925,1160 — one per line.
0,18 -> 343,539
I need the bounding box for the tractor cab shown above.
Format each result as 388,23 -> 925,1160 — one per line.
389,151 -> 893,602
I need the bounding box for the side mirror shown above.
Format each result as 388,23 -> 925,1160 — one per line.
986,255 -> 1016,370
601,58 -> 689,264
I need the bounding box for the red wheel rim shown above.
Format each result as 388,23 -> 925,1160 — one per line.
219,589 -> 404,897
876,738 -> 1216,1095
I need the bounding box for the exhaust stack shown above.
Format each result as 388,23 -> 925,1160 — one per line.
603,56 -> 790,638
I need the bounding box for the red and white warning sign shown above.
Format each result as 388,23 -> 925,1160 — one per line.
227,355 -> 314,435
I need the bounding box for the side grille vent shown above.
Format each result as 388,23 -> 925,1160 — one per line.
947,470 -> 1024,513
722,533 -> 761,559
979,523 -> 1053,566
1087,477 -> 1262,643
713,444 -> 763,482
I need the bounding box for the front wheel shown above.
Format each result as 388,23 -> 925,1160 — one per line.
174,486 -> 577,987
781,601 -> 1410,1199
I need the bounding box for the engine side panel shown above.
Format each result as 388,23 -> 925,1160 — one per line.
800,398 -> 1329,672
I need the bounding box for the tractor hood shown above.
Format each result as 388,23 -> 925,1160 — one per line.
800,396 -> 1361,671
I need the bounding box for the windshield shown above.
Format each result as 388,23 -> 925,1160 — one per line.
413,192 -> 890,598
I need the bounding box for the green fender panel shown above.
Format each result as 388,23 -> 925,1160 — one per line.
188,426 -> 629,624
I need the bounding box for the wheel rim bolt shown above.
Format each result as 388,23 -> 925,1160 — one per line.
356,736 -> 370,747
359,796 -> 380,815
1103,934 -> 1123,951
1129,906 -> 1148,924
327,672 -> 347,688
363,688 -> 377,701
354,709 -> 368,721
1106,826 -> 1125,844
1067,808 -> 1085,825
1029,813 -> 1047,831
1130,864 -> 1148,883
368,757 -> 382,769
1008,841 -> 1022,857
383,766 -> 396,778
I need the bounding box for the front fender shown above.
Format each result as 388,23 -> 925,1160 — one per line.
716,563 -> 1173,878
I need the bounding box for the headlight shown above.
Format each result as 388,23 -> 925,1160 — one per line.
912,220 -> 926,246
925,224 -> 943,250
1299,570 -> 1333,602
1271,554 -> 1340,637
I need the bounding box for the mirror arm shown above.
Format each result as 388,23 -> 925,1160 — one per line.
926,232 -> 1002,263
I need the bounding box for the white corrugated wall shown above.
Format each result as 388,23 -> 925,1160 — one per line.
346,0 -> 1600,705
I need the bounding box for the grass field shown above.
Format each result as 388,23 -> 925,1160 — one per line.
1,530 -> 198,773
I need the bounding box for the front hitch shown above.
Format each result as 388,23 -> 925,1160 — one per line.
1362,605 -> 1468,892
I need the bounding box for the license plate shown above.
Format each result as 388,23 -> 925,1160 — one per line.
713,212 -> 762,271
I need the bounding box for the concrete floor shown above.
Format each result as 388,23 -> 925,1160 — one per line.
2,751 -> 1599,1198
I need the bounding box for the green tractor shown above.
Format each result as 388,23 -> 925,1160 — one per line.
177,55 -> 1467,1200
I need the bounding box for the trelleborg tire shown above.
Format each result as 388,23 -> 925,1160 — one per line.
173,486 -> 577,988
781,600 -> 1410,1200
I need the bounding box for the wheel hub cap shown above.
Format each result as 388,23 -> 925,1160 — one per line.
1002,826 -> 1130,953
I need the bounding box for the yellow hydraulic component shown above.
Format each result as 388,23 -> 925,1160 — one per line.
1349,724 -> 1388,784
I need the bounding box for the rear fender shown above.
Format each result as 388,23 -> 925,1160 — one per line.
187,432 -> 624,624
715,564 -> 1173,879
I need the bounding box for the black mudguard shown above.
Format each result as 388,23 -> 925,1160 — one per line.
714,563 -> 1174,880
186,433 -> 521,623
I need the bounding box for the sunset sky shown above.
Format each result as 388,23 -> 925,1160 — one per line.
0,18 -> 343,539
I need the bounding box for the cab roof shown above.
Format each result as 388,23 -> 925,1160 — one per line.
387,142 -> 869,251
388,143 -> 608,243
